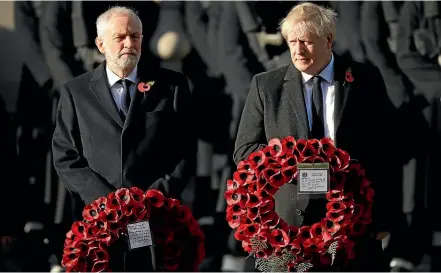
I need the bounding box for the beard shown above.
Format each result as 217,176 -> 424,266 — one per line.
106,50 -> 141,70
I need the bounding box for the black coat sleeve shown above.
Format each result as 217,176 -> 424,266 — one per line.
396,2 -> 441,102
52,85 -> 116,204
233,75 -> 267,164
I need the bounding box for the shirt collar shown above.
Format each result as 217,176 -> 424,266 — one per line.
301,53 -> 334,84
106,65 -> 138,87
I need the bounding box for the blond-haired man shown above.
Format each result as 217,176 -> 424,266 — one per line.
234,2 -> 396,271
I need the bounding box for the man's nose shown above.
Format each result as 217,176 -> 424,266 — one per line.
294,42 -> 304,54
123,36 -> 133,48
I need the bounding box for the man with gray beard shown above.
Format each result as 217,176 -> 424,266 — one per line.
52,8 -> 196,270
52,6 -> 196,270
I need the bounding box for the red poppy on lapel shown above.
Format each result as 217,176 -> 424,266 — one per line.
345,72 -> 354,82
138,81 -> 155,100
137,81 -> 155,92
343,67 -> 354,87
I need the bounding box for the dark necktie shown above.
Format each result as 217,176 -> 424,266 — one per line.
119,79 -> 131,117
310,76 -> 325,139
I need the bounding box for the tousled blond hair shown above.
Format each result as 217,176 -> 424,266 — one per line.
279,2 -> 337,40
96,6 -> 142,38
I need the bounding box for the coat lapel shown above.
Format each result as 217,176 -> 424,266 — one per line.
90,63 -> 124,128
283,64 -> 310,137
333,55 -> 351,137
122,65 -> 159,133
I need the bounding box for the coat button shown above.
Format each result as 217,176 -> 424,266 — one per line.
296,209 -> 303,216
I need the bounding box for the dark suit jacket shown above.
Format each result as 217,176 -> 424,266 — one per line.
52,62 -> 196,205
234,54 -> 398,233
234,56 -> 396,270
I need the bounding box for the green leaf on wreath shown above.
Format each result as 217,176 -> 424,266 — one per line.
327,241 -> 339,265
247,237 -> 268,258
256,250 -> 296,272
295,262 -> 313,273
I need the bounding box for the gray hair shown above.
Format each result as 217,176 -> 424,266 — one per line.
96,6 -> 142,38
279,2 -> 337,40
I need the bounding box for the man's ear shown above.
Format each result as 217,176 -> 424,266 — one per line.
327,33 -> 333,49
95,37 -> 105,54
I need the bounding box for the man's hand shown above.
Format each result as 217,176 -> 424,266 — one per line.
0,236 -> 13,246
376,232 -> 390,240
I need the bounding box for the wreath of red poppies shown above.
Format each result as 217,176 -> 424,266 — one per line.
62,187 -> 205,272
225,137 -> 374,272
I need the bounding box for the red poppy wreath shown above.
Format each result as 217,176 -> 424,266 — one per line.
62,187 -> 205,272
225,137 -> 374,272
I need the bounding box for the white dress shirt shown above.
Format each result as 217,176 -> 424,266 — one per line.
301,54 -> 335,140
106,66 -> 138,111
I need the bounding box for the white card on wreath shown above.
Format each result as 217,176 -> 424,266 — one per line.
126,221 -> 153,250
297,163 -> 329,194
